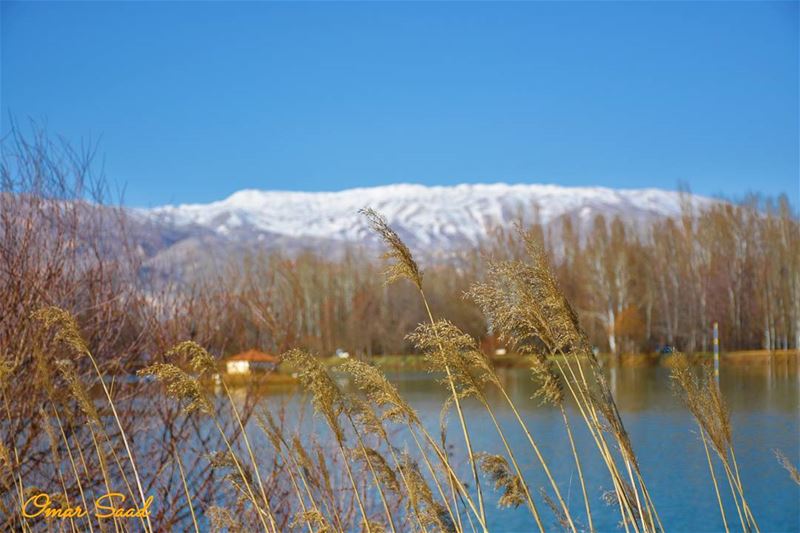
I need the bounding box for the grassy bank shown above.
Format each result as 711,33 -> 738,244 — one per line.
324,349 -> 800,372
266,349 -> 800,380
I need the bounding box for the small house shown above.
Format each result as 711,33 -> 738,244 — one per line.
225,350 -> 279,375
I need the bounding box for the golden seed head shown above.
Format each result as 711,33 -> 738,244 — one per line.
281,349 -> 345,441
477,453 -> 526,509
292,436 -> 313,470
31,306 -> 89,356
670,354 -> 733,460
360,208 -> 423,290
529,354 -> 564,406
408,319 -> 497,395
539,488 -> 571,530
56,359 -> 101,424
255,410 -> 283,449
292,510 -> 332,533
359,447 -> 401,494
398,452 -> 456,531
138,363 -> 212,415
166,340 -> 217,375
340,359 -> 419,425
469,256 -> 585,359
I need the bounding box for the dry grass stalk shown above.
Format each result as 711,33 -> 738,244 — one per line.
256,409 -> 327,533
174,447 -> 201,533
38,408 -> 79,533
468,232 -> 658,532
361,208 -> 488,531
52,411 -> 100,533
139,363 -> 213,415
311,442 -> 347,532
34,306 -> 154,533
281,348 -> 395,533
341,359 -> 468,531
398,453 -> 456,533
539,487 -> 571,532
360,208 -> 423,291
700,423 -> 729,533
141,344 -> 275,533
671,354 -> 758,532
409,320 -> 546,531
212,361 -> 279,531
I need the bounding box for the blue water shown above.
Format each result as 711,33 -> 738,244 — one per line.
384,362 -> 800,532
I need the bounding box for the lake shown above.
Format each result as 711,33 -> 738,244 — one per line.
242,358 -> 799,532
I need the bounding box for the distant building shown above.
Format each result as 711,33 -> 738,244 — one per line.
225,350 -> 279,375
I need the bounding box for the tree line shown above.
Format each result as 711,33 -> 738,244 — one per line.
195,194 -> 799,358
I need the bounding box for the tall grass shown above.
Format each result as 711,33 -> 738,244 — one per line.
1,208 -> 777,532
670,355 -> 759,532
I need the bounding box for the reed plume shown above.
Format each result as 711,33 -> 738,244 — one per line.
281,349 -> 346,442
31,307 -> 90,356
468,231 -> 662,532
139,363 -> 213,415
671,354 -> 758,532
281,348 -> 396,533
340,359 -> 419,426
291,509 -> 332,533
399,453 -> 456,533
476,453 -> 525,509
55,359 -> 101,424
341,358 -> 472,532
159,340 -> 215,376
363,207 -> 496,530
407,319 -> 497,398
357,447 -> 401,495
360,208 -> 423,290
539,488 -> 571,531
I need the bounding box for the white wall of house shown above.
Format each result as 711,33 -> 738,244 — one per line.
226,360 -> 250,374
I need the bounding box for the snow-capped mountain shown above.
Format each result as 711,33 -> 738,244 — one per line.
141,183 -> 711,247
131,183 -> 713,277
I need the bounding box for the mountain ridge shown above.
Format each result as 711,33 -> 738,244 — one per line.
138,182 -> 713,247
124,182 -> 716,278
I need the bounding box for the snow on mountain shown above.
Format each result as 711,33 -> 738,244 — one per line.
138,183 -> 713,254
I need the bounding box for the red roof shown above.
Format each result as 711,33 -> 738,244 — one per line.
227,350 -> 279,363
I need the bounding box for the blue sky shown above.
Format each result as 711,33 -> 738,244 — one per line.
2,1 -> 798,207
